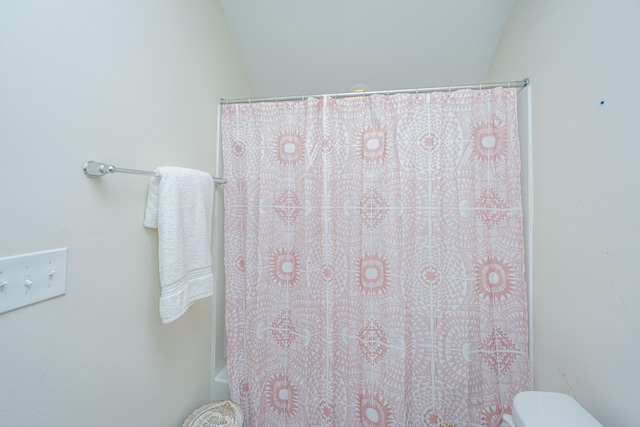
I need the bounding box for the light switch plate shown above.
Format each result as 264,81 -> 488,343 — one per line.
0,248 -> 67,314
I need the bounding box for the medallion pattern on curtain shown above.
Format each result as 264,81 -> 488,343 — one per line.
222,88 -> 529,427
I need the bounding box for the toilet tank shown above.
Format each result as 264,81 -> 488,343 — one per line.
512,391 -> 603,427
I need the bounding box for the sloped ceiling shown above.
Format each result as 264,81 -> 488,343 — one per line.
220,0 -> 514,98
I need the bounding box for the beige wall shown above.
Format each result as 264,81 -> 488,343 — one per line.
487,1 -> 640,425
0,1 -> 252,426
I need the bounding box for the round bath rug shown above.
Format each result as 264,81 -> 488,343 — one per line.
182,400 -> 244,427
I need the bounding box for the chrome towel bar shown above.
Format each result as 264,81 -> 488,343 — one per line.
82,161 -> 227,185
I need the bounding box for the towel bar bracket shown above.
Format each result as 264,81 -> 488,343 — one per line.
83,161 -> 122,177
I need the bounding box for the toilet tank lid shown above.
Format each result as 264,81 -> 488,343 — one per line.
513,392 -> 603,427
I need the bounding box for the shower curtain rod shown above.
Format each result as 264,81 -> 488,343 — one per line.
82,161 -> 227,185
220,78 -> 529,105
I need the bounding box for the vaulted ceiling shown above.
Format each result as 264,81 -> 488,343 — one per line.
220,0 -> 514,97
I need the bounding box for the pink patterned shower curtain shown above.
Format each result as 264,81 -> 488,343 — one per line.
222,88 -> 529,427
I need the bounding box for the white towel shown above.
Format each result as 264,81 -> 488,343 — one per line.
144,166 -> 214,323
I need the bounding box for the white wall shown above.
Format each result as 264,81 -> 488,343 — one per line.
0,1 -> 252,426
487,1 -> 640,425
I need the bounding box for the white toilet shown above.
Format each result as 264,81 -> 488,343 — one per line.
503,391 -> 603,427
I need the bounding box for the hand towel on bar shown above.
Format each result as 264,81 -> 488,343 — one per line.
144,166 -> 214,323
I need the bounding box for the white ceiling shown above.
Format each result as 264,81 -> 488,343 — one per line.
220,0 -> 514,98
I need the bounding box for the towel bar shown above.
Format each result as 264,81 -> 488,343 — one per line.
82,161 -> 227,185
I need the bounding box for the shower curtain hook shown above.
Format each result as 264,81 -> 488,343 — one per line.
507,81 -> 511,89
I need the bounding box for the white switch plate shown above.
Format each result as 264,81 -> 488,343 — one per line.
0,248 -> 67,315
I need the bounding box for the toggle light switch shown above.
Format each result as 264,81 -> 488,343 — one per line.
0,248 -> 67,314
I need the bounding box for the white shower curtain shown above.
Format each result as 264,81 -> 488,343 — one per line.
222,88 -> 529,426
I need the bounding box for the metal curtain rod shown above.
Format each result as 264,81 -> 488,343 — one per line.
82,161 -> 227,185
220,78 -> 529,105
